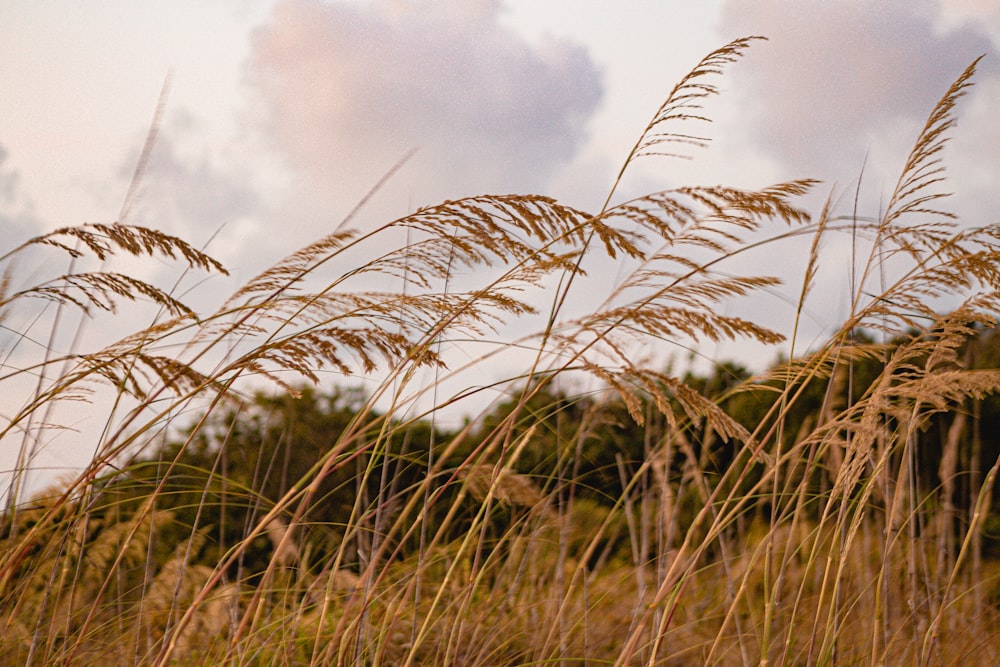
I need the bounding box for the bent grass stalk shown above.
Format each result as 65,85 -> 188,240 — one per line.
2,39 -> 1000,666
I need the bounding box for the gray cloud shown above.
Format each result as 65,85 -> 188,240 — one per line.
0,144 -> 41,247
245,0 -> 603,214
699,1 -> 1000,365
0,145 -> 16,203
122,133 -> 259,237
717,0 -> 996,189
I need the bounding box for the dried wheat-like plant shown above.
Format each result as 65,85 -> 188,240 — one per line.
3,38 -> 1000,667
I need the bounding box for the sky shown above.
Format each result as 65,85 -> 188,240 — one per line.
3,1 -> 1000,481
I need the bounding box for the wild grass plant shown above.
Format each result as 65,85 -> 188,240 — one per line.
3,37 -> 1000,665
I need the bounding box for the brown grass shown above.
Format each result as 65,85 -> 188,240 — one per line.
2,38 -> 1000,666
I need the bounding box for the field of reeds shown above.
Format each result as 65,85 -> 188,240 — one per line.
3,37 -> 1000,666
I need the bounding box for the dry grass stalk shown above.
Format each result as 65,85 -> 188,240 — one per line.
2,38 -> 1000,667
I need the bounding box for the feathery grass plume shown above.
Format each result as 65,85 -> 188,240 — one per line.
601,54 -> 1000,667
628,36 -> 765,165
6,222 -> 225,274
0,218 -> 228,560
199,194 -> 595,406
12,271 -> 195,318
6,37 -> 1000,667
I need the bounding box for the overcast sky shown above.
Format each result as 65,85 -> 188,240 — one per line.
4,1 -> 995,252
3,1 -> 1000,475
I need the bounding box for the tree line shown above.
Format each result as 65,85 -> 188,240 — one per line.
87,324 -> 1000,584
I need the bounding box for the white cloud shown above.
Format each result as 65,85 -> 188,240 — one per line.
717,0 -> 996,190
117,125 -> 262,266
245,0 -> 603,219
0,144 -> 40,246
698,1 -> 1000,364
939,0 -> 1000,40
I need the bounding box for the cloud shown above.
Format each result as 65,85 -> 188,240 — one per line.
0,144 -> 42,246
717,0 -> 996,190
123,130 -> 259,239
0,145 -> 16,203
940,0 -> 1000,38
699,1 -> 1000,364
245,0 -> 603,215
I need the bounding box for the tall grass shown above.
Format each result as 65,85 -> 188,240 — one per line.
3,37 -> 1000,665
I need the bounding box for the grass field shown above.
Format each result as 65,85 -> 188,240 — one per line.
2,38 -> 1000,666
